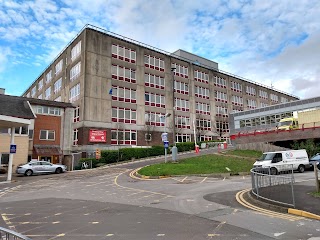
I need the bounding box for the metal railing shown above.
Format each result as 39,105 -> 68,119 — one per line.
0,227 -> 32,240
251,165 -> 295,208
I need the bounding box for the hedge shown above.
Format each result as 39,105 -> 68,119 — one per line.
78,140 -> 223,169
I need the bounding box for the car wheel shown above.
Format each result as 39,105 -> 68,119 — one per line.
55,167 -> 62,174
298,165 -> 305,173
270,167 -> 278,175
25,169 -> 33,176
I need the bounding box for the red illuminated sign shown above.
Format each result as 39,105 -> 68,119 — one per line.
89,130 -> 106,142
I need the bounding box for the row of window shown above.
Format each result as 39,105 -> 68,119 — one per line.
111,65 -> 136,83
145,74 -> 165,89
112,86 -> 137,103
239,112 -> 293,128
144,55 -> 165,71
172,63 -> 188,78
112,44 -> 136,63
0,128 -> 56,141
195,102 -> 210,114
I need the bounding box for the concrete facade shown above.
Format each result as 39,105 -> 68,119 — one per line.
22,25 -> 298,156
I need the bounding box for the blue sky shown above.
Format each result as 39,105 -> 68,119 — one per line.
0,0 -> 319,98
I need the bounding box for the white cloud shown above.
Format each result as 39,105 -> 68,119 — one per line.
0,0 -> 320,99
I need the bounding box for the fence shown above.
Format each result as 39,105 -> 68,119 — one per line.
0,227 -> 31,240
251,165 -> 295,208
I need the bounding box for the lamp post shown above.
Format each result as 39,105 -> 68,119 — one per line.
171,67 -> 178,162
160,113 -> 171,163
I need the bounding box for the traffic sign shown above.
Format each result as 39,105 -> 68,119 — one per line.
161,132 -> 168,142
164,141 -> 169,149
10,144 -> 17,154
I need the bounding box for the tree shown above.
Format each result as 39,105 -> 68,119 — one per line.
144,112 -> 156,145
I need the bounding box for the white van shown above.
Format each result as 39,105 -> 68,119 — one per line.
253,149 -> 309,175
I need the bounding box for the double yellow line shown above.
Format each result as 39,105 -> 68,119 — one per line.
236,189 -> 304,221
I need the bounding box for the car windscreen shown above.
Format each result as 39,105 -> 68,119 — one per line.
310,155 -> 320,161
258,153 -> 276,161
278,121 -> 292,126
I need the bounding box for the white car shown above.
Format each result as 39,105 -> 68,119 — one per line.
16,161 -> 67,176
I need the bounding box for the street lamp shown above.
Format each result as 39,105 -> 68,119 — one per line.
160,113 -> 171,163
171,67 -> 178,162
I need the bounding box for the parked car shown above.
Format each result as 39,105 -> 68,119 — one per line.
16,161 -> 67,176
308,153 -> 320,170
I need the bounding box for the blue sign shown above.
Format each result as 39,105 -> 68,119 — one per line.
10,144 -> 17,154
164,141 -> 169,149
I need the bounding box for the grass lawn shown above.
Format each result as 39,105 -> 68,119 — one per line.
221,149 -> 262,158
138,154 -> 256,176
311,191 -> 320,198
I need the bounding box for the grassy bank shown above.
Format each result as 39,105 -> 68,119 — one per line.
138,154 -> 256,176
311,192 -> 320,198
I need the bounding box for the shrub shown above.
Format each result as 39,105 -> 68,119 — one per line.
176,142 -> 195,152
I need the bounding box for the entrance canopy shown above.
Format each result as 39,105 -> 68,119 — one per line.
0,115 -> 31,129
34,145 -> 63,156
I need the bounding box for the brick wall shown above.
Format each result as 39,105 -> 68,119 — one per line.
33,115 -> 61,145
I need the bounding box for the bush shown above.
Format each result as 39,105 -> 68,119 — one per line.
176,142 -> 195,152
0,168 -> 7,174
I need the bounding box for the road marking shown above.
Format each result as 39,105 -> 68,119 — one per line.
1,213 -> 17,231
114,171 -> 174,198
157,233 -> 165,236
236,189 -> 303,221
200,177 -> 207,183
274,232 -> 286,237
181,176 -> 188,182
106,234 -> 114,236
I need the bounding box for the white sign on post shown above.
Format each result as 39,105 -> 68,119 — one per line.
161,132 -> 168,142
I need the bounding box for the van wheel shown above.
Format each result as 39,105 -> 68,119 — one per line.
298,165 -> 305,173
270,168 -> 278,175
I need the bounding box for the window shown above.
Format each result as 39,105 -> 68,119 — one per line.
231,81 -> 242,92
270,93 -> 279,102
26,92 -> 30,98
232,95 -> 243,106
31,86 -> 36,97
260,102 -> 269,108
54,96 -> 61,102
215,91 -> 228,102
111,129 -> 137,145
70,83 -> 80,102
176,134 -> 191,143
39,130 -> 55,140
34,106 -> 61,116
71,41 -> 81,61
175,116 -> 190,129
214,76 -> 227,88
112,44 -> 136,63
0,154 -> 9,165
195,86 -> 209,99
28,129 -> 34,139
73,129 -> 78,146
70,62 -> 81,82
216,121 -> 229,133
144,112 -> 164,126
172,63 -> 188,78
246,86 -> 256,96
112,86 -> 136,104
247,99 -> 257,109
216,106 -> 228,117
46,70 -> 52,84
111,65 -> 136,83
281,97 -> 288,103
145,92 -> 165,108
45,87 -> 51,100
194,70 -> 209,83
196,119 -> 211,131
259,90 -> 268,99
38,79 -> 43,91
112,107 -> 137,124
144,55 -> 165,71
196,102 -> 210,115
144,73 -> 165,89
198,135 -> 213,142
55,59 -> 63,75
174,98 -> 189,111
38,94 -> 43,99
74,106 -> 80,122
174,81 -> 189,94
54,78 -> 62,93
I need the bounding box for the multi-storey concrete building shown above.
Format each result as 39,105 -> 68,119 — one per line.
22,25 -> 298,156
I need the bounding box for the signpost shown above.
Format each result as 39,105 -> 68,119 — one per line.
161,133 -> 169,163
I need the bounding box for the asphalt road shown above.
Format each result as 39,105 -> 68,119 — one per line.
0,149 -> 319,240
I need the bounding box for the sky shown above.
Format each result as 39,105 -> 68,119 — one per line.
0,0 -> 319,99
